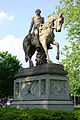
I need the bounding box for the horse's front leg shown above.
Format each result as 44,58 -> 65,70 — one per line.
40,40 -> 52,63
53,39 -> 59,60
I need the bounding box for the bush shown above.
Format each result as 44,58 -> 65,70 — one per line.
0,107 -> 79,120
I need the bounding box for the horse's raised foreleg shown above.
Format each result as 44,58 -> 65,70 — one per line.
53,39 -> 59,60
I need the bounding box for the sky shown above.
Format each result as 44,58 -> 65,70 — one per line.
0,0 -> 69,68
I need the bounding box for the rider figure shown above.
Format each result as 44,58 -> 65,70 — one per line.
28,9 -> 44,48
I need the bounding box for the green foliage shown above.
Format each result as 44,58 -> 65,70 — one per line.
0,51 -> 22,97
56,0 -> 80,95
0,108 -> 76,120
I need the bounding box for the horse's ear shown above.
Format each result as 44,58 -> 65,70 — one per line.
60,13 -> 63,17
60,13 -> 64,23
62,17 -> 64,23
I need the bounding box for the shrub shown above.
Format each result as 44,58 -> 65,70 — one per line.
0,107 -> 79,120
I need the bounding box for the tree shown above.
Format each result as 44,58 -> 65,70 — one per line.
0,51 -> 22,97
56,0 -> 80,96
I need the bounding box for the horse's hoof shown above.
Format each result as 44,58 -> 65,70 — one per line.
30,64 -> 34,67
56,56 -> 59,60
25,58 -> 28,62
30,62 -> 34,67
47,60 -> 53,63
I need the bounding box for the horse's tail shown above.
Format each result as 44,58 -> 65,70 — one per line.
23,34 -> 31,51
23,35 -> 31,62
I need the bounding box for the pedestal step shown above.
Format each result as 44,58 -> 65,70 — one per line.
11,100 -> 73,110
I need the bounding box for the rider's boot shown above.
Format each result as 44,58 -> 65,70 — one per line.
56,52 -> 59,60
35,36 -> 40,49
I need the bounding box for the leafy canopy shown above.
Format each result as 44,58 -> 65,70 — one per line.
0,51 -> 22,97
56,0 -> 80,95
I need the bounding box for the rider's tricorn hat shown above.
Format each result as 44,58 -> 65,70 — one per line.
35,9 -> 41,13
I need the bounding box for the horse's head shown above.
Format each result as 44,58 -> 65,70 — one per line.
54,13 -> 64,32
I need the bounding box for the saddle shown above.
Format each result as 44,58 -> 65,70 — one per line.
27,33 -> 52,50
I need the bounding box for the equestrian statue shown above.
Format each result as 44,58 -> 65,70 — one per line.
23,9 -> 64,67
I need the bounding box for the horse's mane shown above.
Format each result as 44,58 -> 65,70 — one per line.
42,14 -> 59,29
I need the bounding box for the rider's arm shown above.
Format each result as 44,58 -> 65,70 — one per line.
42,17 -> 44,24
29,17 -> 34,34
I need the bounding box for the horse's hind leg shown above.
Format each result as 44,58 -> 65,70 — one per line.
25,55 -> 34,67
40,40 -> 52,63
53,39 -> 59,60
29,59 -> 34,67
25,53 -> 28,62
25,50 -> 34,67
26,55 -> 34,67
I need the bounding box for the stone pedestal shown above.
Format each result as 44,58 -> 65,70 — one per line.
12,63 -> 74,110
